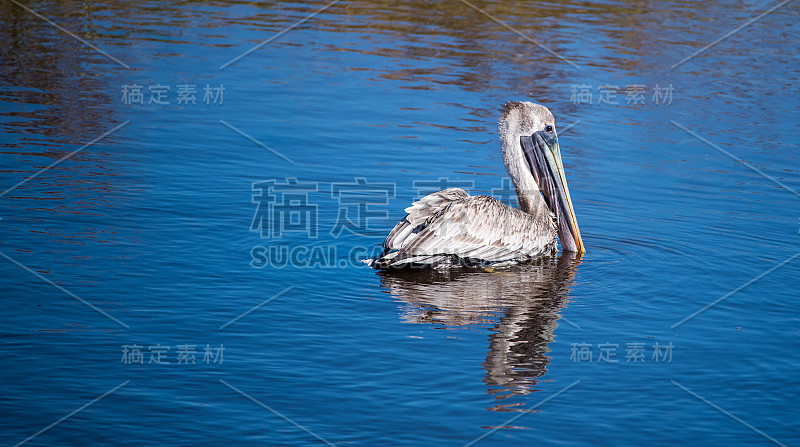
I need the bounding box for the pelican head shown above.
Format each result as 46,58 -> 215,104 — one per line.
499,101 -> 584,253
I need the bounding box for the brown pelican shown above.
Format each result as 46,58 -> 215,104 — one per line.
366,101 -> 584,268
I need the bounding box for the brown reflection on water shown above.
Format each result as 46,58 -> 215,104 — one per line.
0,1 -> 131,236
313,0 -> 584,94
0,1 -> 118,144
379,252 -> 580,412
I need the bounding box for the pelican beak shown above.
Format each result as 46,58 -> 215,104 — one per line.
520,132 -> 585,253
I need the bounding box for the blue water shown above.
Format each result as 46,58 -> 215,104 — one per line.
2,0 -> 799,445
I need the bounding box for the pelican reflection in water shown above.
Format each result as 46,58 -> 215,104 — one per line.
379,252 -> 580,411
367,101 -> 584,269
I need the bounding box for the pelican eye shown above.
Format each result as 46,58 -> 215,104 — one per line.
545,125 -> 554,132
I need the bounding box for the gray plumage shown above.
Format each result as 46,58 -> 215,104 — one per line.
365,188 -> 557,268
365,101 -> 570,269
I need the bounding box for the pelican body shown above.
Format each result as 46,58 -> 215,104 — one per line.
366,101 -> 584,269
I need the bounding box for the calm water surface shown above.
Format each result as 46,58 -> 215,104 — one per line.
1,0 -> 799,445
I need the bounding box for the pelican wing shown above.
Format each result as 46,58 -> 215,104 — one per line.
373,189 -> 557,268
382,188 -> 470,251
